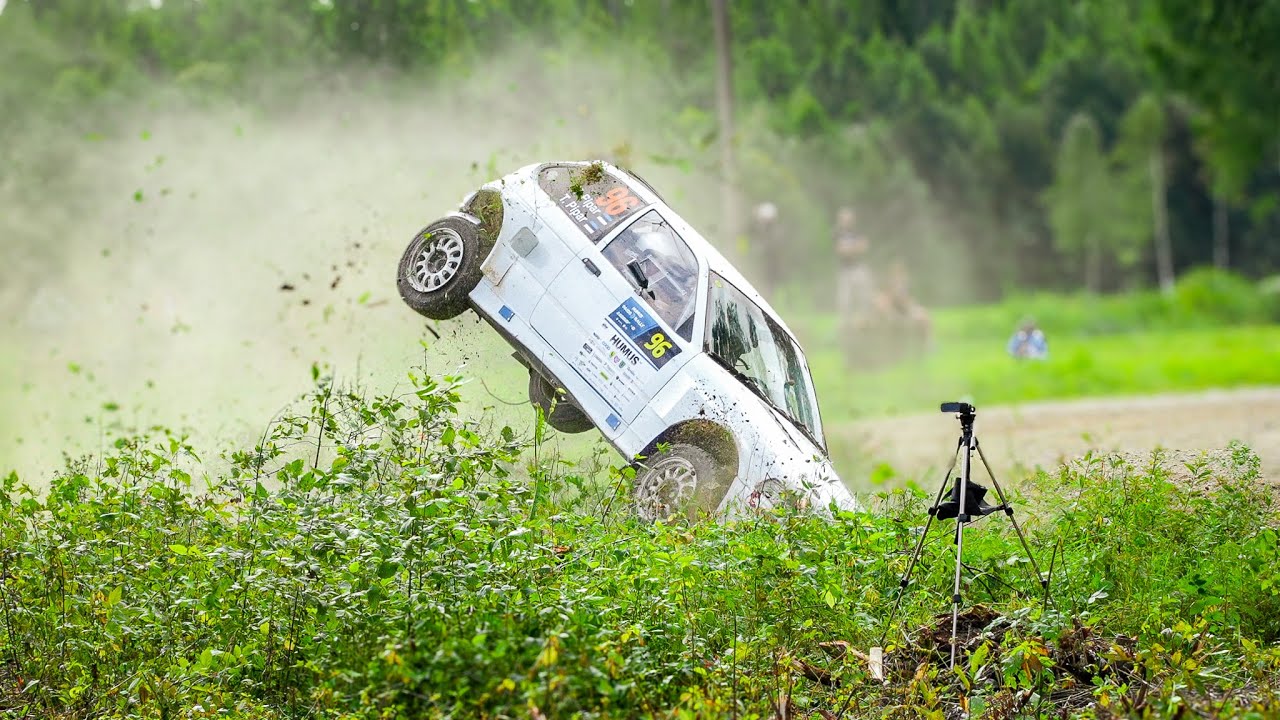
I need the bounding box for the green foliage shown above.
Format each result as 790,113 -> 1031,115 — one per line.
1043,107 -> 1163,290
2,371 -> 1278,718
1172,266 -> 1280,324
1147,0 -> 1280,199
4,0 -> 1280,301
1038,445 -> 1280,636
934,268 -> 1280,339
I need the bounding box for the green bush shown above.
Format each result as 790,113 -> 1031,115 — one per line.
926,268 -> 1277,342
1173,266 -> 1279,325
2,371 -> 1278,718
1038,444 -> 1280,640
1259,273 -> 1280,296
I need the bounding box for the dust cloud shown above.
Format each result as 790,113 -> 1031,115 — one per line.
1,41 -> 969,485
2,45 -> 710,483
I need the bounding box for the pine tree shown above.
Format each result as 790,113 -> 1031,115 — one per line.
1115,94 -> 1174,293
1046,113 -> 1111,291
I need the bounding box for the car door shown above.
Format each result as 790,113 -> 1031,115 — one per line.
529,208 -> 703,431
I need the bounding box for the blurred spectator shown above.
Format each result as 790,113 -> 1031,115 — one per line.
751,201 -> 783,299
1007,319 -> 1049,359
834,207 -> 874,329
874,260 -> 933,353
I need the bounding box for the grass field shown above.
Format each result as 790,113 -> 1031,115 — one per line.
790,270 -> 1280,421
808,325 -> 1280,421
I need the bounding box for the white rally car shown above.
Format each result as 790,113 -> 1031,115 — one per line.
397,161 -> 858,520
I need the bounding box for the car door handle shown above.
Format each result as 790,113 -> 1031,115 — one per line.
581,258 -> 602,276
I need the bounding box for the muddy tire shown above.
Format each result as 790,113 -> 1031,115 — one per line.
397,216 -> 484,320
528,372 -> 595,434
633,442 -> 733,522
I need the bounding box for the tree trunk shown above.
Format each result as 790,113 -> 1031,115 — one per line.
709,0 -> 739,249
1085,234 -> 1102,293
1150,149 -> 1175,294
1213,195 -> 1229,269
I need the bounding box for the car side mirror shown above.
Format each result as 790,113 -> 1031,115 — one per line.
626,259 -> 650,290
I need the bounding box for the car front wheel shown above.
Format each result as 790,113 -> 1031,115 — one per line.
633,442 -> 730,522
397,216 -> 484,320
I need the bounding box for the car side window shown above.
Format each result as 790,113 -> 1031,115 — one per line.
601,210 -> 700,341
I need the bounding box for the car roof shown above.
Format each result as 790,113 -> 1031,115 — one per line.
526,160 -> 802,343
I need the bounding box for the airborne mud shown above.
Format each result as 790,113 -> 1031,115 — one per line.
1,48 -> 736,484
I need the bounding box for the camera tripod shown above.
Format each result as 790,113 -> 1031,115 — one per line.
878,402 -> 1051,669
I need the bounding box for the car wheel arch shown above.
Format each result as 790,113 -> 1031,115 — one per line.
630,419 -> 741,520
641,419 -> 740,484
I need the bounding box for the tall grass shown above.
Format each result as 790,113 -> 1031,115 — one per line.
2,371 -> 1277,718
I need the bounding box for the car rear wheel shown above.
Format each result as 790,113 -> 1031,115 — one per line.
633,442 -> 731,522
528,372 -> 595,434
397,216 -> 484,320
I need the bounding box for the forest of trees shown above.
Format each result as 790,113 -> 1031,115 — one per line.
2,0 -> 1276,304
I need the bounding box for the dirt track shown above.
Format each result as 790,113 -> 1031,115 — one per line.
835,387 -> 1280,486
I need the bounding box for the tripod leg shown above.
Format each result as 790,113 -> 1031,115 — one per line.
975,440 -> 1054,610
950,430 -> 974,669
877,437 -> 964,649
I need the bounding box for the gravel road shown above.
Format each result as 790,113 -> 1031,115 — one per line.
834,387 -> 1280,487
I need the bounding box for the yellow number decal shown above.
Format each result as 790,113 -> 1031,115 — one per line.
644,333 -> 673,358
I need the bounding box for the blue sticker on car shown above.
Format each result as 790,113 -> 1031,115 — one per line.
607,298 -> 682,369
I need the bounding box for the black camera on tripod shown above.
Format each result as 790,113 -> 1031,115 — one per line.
932,401 -> 999,520
879,400 -> 1052,670
934,477 -> 1001,520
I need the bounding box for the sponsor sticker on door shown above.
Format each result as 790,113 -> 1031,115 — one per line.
607,298 -> 681,369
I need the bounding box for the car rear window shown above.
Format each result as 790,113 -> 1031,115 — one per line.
538,164 -> 647,242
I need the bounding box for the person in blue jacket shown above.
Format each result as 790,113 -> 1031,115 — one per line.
1007,319 -> 1048,359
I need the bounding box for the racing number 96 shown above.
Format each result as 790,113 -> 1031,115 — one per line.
595,187 -> 641,216
644,332 -> 673,358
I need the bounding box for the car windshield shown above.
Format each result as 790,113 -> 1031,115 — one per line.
705,272 -> 825,451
